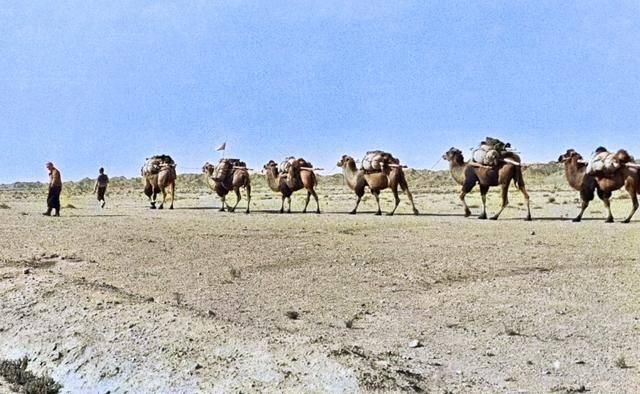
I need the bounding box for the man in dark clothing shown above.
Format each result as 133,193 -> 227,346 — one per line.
44,162 -> 62,216
94,167 -> 109,208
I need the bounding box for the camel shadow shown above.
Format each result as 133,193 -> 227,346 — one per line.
65,214 -> 130,218
173,206 -> 221,211
499,216 -> 639,223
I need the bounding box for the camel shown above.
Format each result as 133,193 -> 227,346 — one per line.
202,160 -> 251,213
141,156 -> 176,210
336,155 -> 419,216
263,159 -> 320,213
558,149 -> 639,223
442,148 -> 531,220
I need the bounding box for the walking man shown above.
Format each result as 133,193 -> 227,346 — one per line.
44,162 -> 62,216
94,167 -> 109,208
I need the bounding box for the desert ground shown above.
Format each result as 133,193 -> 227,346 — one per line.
0,168 -> 639,393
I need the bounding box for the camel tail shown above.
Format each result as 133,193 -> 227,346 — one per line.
398,168 -> 410,192
514,166 -> 526,190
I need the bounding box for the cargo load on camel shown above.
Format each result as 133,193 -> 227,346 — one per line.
142,155 -> 176,176
213,158 -> 247,181
279,157 -> 314,179
586,147 -> 636,175
360,151 -> 399,173
470,137 -> 519,167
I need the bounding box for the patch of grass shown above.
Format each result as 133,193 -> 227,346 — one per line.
229,267 -> 241,279
547,196 -> 556,204
0,203 -> 10,209
615,356 -> 631,369
0,357 -> 62,394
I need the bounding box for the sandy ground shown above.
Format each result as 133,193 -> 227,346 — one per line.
0,187 -> 639,393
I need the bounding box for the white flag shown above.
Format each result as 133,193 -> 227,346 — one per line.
216,142 -> 226,151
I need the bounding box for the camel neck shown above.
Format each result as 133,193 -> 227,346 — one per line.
265,169 -> 281,192
564,160 -> 586,189
341,164 -> 360,191
448,160 -> 466,186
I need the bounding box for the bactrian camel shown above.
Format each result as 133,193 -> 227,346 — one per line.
202,160 -> 251,213
336,155 -> 419,216
142,158 -> 176,210
263,160 -> 320,214
442,148 -> 531,220
558,149 -> 639,223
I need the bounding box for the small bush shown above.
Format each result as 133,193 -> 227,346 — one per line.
0,357 -> 62,394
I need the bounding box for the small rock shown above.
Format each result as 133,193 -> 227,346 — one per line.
408,340 -> 422,348
208,310 -> 216,317
530,231 -> 536,236
194,363 -> 203,371
23,268 -> 31,275
145,297 -> 154,302
286,311 -> 299,320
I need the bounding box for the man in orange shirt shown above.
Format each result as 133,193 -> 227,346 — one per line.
44,162 -> 62,216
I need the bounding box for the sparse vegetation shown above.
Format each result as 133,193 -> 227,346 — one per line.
0,357 -> 62,394
615,356 -> 631,369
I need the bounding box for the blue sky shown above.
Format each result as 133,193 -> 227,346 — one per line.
1,1 -> 638,182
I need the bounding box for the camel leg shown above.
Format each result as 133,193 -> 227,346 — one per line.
519,185 -> 531,221
311,189 -> 320,214
373,191 -> 382,216
388,187 -> 400,216
460,180 -> 475,217
229,188 -> 241,213
145,183 -> 156,209
245,185 -> 251,214
399,172 -> 419,215
478,185 -> 489,220
490,184 -> 509,220
601,191 -> 614,223
302,191 -> 311,213
622,182 -> 639,223
287,196 -> 292,213
279,195 -> 285,214
169,182 -> 174,210
219,195 -> 226,212
158,187 -> 165,210
350,195 -> 362,215
574,188 -> 595,222
574,200 -> 589,222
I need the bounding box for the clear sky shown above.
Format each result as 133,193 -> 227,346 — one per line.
1,1 -> 638,183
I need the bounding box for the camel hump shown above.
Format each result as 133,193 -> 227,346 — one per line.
471,137 -> 512,167
361,151 -> 397,172
587,149 -> 633,175
279,157 -> 312,173
143,155 -> 177,175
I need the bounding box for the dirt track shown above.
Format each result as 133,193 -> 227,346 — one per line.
1,190 -> 639,393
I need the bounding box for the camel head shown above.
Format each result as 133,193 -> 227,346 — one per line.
442,147 -> 464,164
202,162 -> 215,176
337,155 -> 357,170
263,160 -> 279,175
558,149 -> 583,164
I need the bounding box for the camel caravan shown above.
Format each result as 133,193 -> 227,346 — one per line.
139,139 -> 640,222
